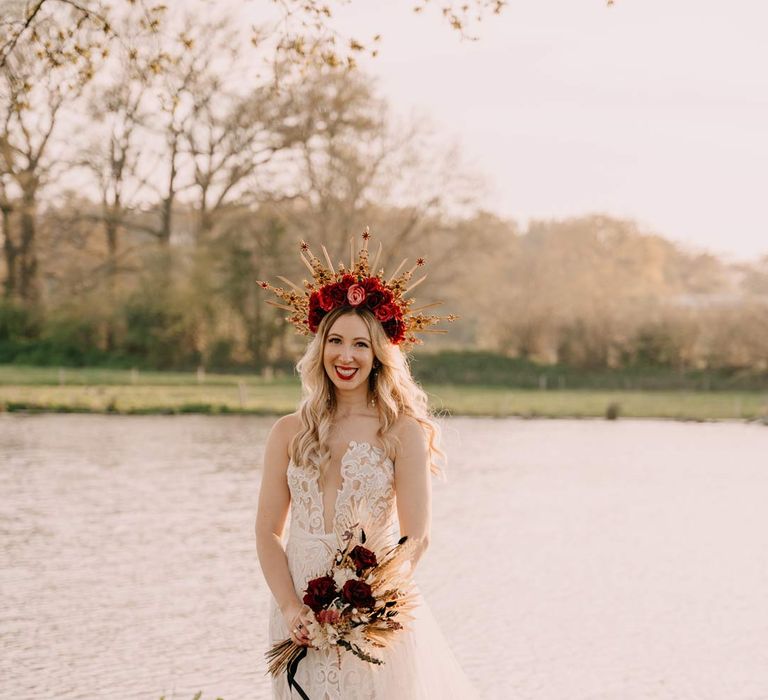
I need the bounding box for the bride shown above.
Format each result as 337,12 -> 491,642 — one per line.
255,230 -> 478,699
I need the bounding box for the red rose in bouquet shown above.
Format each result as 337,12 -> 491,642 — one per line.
341,579 -> 376,610
303,575 -> 338,613
349,545 -> 378,571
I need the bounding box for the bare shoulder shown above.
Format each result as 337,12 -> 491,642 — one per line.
265,411 -> 302,455
391,414 -> 428,458
271,411 -> 301,436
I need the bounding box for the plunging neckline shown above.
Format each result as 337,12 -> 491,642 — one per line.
318,440 -> 389,536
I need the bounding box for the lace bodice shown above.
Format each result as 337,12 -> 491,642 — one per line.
286,440 -> 396,538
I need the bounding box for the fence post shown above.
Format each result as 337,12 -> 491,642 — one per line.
238,381 -> 248,409
197,366 -> 206,384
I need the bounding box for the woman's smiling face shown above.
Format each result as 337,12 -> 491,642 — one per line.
323,312 -> 374,392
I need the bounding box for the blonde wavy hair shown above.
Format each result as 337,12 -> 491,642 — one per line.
289,306 -> 444,478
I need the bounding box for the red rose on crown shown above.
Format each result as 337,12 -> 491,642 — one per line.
318,285 -> 336,312
308,292 -> 324,333
361,277 -> 382,294
374,303 -> 398,322
365,290 -> 384,310
382,317 -> 406,343
362,277 -> 387,310
329,283 -> 348,306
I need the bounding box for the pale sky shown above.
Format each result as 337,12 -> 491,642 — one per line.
252,0 -> 768,262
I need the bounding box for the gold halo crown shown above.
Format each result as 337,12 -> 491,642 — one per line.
257,227 -> 457,348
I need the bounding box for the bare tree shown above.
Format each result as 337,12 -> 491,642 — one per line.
75,63 -> 155,345
264,64 -> 486,273
1,53 -> 69,300
0,2 -> 107,302
178,24 -> 305,244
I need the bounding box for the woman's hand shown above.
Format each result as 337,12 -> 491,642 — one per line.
281,598 -> 313,647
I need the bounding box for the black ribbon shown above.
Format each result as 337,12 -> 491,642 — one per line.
287,646 -> 310,700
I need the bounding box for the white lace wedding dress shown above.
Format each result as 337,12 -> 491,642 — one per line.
268,440 -> 479,699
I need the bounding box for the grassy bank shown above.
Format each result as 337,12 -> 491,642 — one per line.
1,365 -> 767,421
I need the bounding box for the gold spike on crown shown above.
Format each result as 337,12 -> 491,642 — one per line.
257,227 -> 458,347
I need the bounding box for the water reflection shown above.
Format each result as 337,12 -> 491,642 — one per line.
1,414 -> 767,699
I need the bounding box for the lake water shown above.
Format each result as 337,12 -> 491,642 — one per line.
1,414 -> 767,700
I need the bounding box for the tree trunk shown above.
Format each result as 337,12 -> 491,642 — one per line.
197,194 -> 213,245
159,133 -> 180,248
104,207 -> 119,351
18,193 -> 39,303
1,202 -> 17,299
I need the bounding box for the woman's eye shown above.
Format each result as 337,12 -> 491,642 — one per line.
328,337 -> 368,347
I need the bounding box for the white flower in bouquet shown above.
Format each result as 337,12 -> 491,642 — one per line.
306,614 -> 341,651
349,608 -> 370,624
333,566 -> 358,590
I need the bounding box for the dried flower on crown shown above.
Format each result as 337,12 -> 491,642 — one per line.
257,227 -> 457,348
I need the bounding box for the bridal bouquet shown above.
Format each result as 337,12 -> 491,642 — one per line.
266,523 -> 418,689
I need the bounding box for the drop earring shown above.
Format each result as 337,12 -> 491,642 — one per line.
369,364 -> 379,407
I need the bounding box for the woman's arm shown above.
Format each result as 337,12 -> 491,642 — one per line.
393,416 -> 432,573
255,413 -> 312,645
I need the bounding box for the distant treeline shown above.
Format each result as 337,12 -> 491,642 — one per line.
2,300 -> 766,390
410,351 -> 768,392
